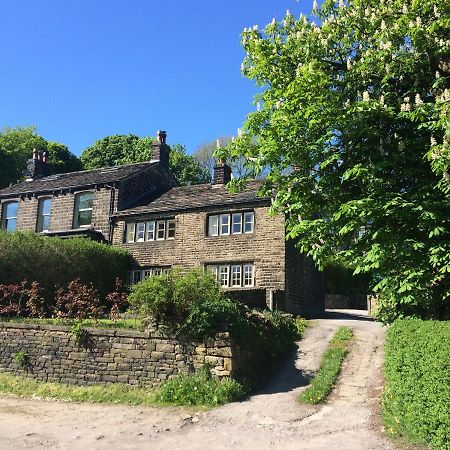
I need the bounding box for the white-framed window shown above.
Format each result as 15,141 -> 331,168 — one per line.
167,219 -> 176,239
207,211 -> 254,237
208,215 -> 219,236
232,213 -> 242,234
219,265 -> 229,287
220,214 -> 230,235
243,264 -> 255,287
136,222 -> 145,242
156,220 -> 166,240
124,218 -> 175,243
129,266 -> 171,285
231,265 -> 242,287
1,201 -> 18,232
206,263 -> 255,288
126,223 -> 136,243
37,197 -> 52,232
244,212 -> 254,233
73,191 -> 93,228
146,221 -> 155,240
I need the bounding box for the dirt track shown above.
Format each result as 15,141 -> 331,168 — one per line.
0,310 -> 393,449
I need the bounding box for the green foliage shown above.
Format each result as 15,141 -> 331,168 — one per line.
128,269 -> 224,326
14,351 -> 30,370
80,134 -> 210,185
299,326 -> 353,404
219,2 -> 450,322
294,316 -> 308,337
0,372 -> 158,406
382,318 -> 450,450
156,364 -> 246,406
0,126 -> 82,188
70,321 -> 90,347
1,317 -> 143,330
324,262 -> 370,295
0,231 -> 130,307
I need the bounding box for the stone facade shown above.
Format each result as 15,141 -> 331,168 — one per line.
0,323 -> 241,386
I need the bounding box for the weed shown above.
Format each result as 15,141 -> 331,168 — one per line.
14,351 -> 31,370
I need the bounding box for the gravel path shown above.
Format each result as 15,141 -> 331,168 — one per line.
0,310 -> 393,449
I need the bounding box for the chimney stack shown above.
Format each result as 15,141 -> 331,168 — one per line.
213,159 -> 232,185
151,130 -> 170,169
24,149 -> 50,181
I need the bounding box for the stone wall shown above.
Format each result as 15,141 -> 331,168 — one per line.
0,323 -> 240,386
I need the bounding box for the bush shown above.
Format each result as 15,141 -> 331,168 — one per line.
0,282 -> 28,316
382,318 -> 450,450
128,268 -> 223,325
156,365 -> 246,406
0,231 -> 130,306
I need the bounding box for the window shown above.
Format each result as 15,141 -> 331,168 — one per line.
124,219 -> 175,243
219,265 -> 229,287
37,198 -> 52,232
208,215 -> 219,236
167,219 -> 176,239
232,213 -> 242,234
206,263 -> 255,288
146,221 -> 155,240
1,201 -> 18,232
74,192 -> 93,228
220,214 -> 230,235
243,264 -> 255,287
231,265 -> 242,287
156,221 -> 166,240
207,211 -> 254,236
129,266 -> 171,285
136,223 -> 145,242
126,223 -> 136,243
244,212 -> 254,233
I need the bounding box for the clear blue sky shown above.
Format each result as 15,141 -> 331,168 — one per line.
0,1 -> 311,156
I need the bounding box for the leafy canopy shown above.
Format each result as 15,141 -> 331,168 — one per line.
219,0 -> 450,322
0,127 -> 82,188
80,134 -> 211,185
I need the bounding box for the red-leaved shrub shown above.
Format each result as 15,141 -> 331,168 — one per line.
106,277 -> 129,320
0,282 -> 27,316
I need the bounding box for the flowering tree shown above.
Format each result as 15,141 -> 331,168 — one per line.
220,0 -> 450,321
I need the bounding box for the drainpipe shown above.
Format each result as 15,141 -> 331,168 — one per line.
106,184 -> 115,244
268,290 -> 274,311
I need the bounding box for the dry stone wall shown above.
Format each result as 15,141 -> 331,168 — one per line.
0,323 -> 242,386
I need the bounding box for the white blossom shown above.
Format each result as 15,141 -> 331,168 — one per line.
313,0 -> 318,11
240,62 -> 245,73
276,100 -> 282,109
380,20 -> 386,30
436,71 -> 440,78
216,139 -> 221,149
339,0 -> 345,7
431,136 -> 437,146
416,16 -> 422,27
270,18 -> 276,26
286,10 -> 291,17
398,141 -> 405,151
404,96 -> 410,103
415,94 -> 423,105
347,59 -> 352,70
434,5 -> 440,17
445,89 -> 450,101
365,7 -> 372,16
363,91 -> 370,102
237,128 -> 242,137
409,20 -> 415,28
253,25 -> 258,31
256,101 -> 261,111
444,172 -> 450,181
380,95 -> 385,105
344,99 -> 350,108
401,102 -> 411,112
402,4 -> 408,14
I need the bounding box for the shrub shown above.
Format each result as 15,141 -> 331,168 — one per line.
0,282 -> 27,316
0,231 -> 130,306
55,279 -> 103,320
106,278 -> 129,320
156,365 -> 246,406
128,268 -> 224,326
26,281 -> 46,318
14,351 -> 30,370
382,318 -> 450,450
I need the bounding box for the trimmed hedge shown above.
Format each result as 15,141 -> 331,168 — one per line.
0,231 -> 130,304
383,318 -> 450,450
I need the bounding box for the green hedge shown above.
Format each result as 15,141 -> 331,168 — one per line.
383,318 -> 450,450
0,231 -> 130,303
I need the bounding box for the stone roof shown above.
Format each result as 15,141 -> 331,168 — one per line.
0,162 -> 157,197
114,180 -> 270,217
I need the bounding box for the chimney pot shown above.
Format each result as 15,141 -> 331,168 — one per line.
213,159 -> 232,185
151,130 -> 170,168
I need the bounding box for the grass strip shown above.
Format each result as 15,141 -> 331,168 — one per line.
0,317 -> 144,330
299,326 -> 353,404
0,372 -> 158,405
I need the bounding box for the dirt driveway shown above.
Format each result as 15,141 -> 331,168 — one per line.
0,310 -> 393,450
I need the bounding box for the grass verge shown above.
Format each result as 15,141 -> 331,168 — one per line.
299,326 -> 353,404
0,366 -> 246,408
0,317 -> 144,330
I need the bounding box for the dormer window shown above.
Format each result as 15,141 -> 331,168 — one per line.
1,201 -> 18,232
74,192 -> 93,228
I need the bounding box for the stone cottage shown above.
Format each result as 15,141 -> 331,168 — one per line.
0,131 -> 324,316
